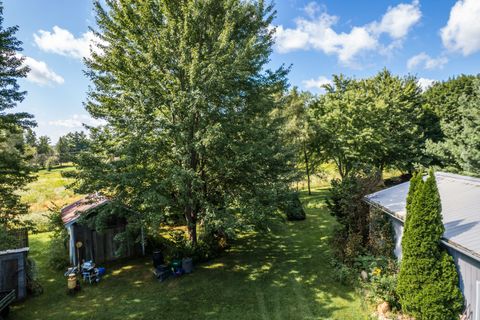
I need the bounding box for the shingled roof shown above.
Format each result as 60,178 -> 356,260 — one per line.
60,194 -> 109,225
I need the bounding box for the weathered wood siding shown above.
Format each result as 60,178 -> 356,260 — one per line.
72,224 -> 139,264
0,250 -> 28,300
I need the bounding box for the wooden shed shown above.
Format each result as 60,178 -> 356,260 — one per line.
61,195 -> 143,266
0,229 -> 29,301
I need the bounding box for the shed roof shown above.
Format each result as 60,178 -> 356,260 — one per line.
61,194 -> 109,225
365,172 -> 480,261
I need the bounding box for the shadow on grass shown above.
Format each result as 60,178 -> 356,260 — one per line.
13,188 -> 366,320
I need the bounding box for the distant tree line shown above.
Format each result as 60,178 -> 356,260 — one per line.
23,130 -> 89,169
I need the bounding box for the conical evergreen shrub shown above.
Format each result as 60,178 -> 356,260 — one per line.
397,170 -> 463,320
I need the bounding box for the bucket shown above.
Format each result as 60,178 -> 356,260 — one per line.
97,267 -> 106,276
68,275 -> 77,289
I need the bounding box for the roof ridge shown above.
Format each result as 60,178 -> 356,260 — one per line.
435,171 -> 480,186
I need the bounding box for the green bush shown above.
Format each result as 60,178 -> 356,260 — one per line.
329,259 -> 357,285
327,171 -> 379,264
397,171 -> 463,320
192,231 -> 228,263
366,271 -> 399,310
148,229 -> 228,264
357,255 -> 400,310
45,205 -> 70,270
281,192 -> 306,221
47,236 -> 70,270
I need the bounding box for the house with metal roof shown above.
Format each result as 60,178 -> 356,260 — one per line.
62,194 -> 144,266
364,172 -> 480,320
365,172 -> 480,320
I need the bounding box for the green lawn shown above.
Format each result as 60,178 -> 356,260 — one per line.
12,188 -> 369,320
19,166 -> 83,230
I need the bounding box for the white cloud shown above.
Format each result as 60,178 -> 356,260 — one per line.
407,52 -> 448,70
274,1 -> 421,65
19,55 -> 64,86
33,26 -> 99,59
48,114 -> 106,128
302,76 -> 333,91
417,77 -> 436,91
441,0 -> 480,55
369,0 -> 421,39
304,2 -> 321,18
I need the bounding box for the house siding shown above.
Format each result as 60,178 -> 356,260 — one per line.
388,215 -> 480,320
447,247 -> 480,320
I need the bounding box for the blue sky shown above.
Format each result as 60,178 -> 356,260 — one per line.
4,0 -> 480,142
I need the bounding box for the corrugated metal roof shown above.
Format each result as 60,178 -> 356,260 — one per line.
365,172 -> 480,260
61,194 -> 109,225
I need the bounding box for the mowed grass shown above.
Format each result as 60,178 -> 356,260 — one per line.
12,188 -> 369,320
19,166 -> 83,229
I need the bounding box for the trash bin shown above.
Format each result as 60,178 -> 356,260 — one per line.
152,250 -> 164,268
182,258 -> 193,274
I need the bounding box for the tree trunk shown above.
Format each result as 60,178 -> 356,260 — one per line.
186,215 -> 197,246
303,141 -> 311,195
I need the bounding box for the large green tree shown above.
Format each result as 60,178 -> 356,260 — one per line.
0,3 -> 35,228
74,0 -> 295,245
0,4 -> 34,228
310,70 -> 424,180
280,88 -> 318,194
425,76 -> 480,175
397,171 -> 463,319
35,135 -> 53,168
56,131 -> 89,164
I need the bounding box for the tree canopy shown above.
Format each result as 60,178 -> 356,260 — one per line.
425,76 -> 480,175
310,70 -> 424,179
56,131 -> 89,164
74,0 -> 296,245
0,4 -> 35,228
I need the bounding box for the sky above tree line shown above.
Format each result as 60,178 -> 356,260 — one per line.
4,0 -> 480,142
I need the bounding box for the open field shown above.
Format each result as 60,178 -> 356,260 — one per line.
19,166 -> 83,230
11,188 -> 369,320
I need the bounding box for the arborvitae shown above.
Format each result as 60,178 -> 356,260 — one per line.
397,170 -> 463,319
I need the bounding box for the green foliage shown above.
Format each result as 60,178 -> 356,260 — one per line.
364,268 -> 399,310
45,204 -> 68,241
12,193 -> 369,320
0,3 -> 36,228
46,236 -> 69,270
74,0 -> 296,245
279,88 -> 318,194
310,70 -> 424,178
425,75 -> 480,175
397,171 -> 463,319
149,229 -> 227,263
56,131 -> 89,164
329,259 -> 357,285
280,191 -> 306,221
45,205 -> 70,270
355,255 -> 400,310
368,208 -> 395,258
327,169 -> 380,263
0,225 -> 17,251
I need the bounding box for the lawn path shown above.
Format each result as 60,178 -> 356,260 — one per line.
12,188 -> 368,320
